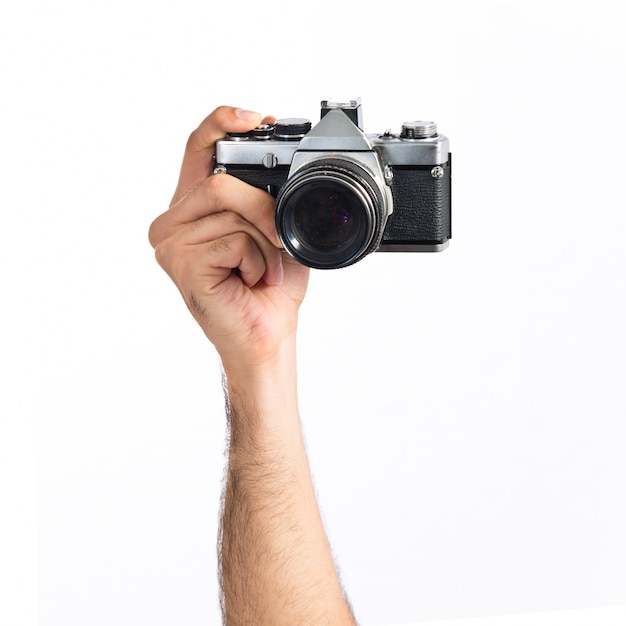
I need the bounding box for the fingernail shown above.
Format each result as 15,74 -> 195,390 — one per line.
236,108 -> 261,121
274,259 -> 284,286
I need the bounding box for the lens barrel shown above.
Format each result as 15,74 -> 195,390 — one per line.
275,159 -> 388,269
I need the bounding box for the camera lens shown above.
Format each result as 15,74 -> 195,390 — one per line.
286,179 -> 367,253
276,159 -> 388,269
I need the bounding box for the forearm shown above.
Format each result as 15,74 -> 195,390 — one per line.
219,340 -> 356,625
150,106 -> 351,623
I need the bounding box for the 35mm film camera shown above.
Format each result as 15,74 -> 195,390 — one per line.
214,99 -> 451,269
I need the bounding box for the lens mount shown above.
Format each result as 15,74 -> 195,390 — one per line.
275,158 -> 388,269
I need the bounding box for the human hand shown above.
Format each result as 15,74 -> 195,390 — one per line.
148,106 -> 310,373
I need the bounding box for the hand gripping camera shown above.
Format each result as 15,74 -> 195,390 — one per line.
214,99 -> 451,269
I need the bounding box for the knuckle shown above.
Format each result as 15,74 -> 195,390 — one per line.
153,235 -> 189,280
186,106 -> 231,150
230,230 -> 253,248
148,216 -> 163,249
169,246 -> 196,285
208,236 -> 233,255
201,174 -> 231,211
204,171 -> 229,194
153,239 -> 170,269
213,105 -> 232,118
211,105 -> 235,130
185,127 -> 203,151
206,232 -> 252,263
191,209 -> 239,233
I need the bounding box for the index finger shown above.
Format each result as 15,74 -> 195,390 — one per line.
171,106 -> 268,207
150,173 -> 281,250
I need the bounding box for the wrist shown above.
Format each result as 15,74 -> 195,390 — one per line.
221,333 -> 301,447
220,330 -> 298,384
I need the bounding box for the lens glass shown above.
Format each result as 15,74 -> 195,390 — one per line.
281,178 -> 372,268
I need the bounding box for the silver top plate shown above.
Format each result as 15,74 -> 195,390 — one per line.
215,133 -> 450,168
215,108 -> 450,168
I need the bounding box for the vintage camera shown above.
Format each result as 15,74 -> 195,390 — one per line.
214,99 -> 451,269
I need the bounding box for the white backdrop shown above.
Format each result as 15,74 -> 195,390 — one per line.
2,1 -> 626,625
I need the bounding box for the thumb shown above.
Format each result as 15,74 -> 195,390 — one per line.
171,106 -> 263,207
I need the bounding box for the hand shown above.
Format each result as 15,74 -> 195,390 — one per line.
148,106 -> 310,372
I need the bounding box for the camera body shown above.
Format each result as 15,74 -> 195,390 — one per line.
214,99 -> 451,269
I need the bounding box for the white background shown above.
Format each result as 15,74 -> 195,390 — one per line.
2,1 -> 626,625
